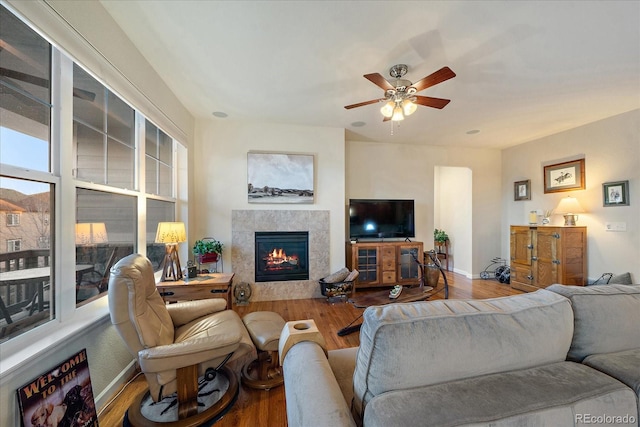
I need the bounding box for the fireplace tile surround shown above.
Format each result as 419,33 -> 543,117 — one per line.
231,210 -> 330,301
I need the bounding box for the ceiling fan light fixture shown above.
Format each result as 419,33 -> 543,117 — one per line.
391,106 -> 405,121
380,101 -> 395,118
344,64 -> 456,122
402,99 -> 417,116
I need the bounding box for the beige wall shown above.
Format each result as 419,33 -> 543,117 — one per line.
192,120 -> 346,274
502,109 -> 640,281
346,141 -> 502,276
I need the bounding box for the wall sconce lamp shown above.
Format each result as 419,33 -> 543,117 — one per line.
155,222 -> 186,281
555,196 -> 585,226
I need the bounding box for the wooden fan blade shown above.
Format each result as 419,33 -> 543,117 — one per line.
410,66 -> 456,92
364,73 -> 395,91
382,115 -> 391,122
73,87 -> 96,102
344,98 -> 384,109
413,95 -> 451,109
1,67 -> 96,101
0,67 -> 47,87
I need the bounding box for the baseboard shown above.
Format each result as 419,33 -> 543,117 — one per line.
95,359 -> 138,411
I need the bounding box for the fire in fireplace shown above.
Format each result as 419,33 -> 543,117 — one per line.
255,231 -> 309,282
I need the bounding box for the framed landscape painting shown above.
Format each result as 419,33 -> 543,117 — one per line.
544,159 -> 585,193
247,152 -> 314,204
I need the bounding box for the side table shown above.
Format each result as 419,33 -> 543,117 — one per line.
157,273 -> 234,308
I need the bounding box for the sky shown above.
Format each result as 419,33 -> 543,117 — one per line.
0,126 -> 50,195
247,153 -> 313,190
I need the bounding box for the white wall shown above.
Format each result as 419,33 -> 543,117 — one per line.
192,120 -> 346,274
502,109 -> 640,282
346,141 -> 502,276
435,166 -> 473,276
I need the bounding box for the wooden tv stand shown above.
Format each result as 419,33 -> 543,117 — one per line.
346,241 -> 423,292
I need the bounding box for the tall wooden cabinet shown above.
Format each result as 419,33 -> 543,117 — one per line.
347,241 -> 423,291
510,226 -> 587,292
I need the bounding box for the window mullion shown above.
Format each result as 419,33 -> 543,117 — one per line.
55,50 -> 77,319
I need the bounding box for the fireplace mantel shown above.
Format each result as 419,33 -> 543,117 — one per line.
231,210 -> 330,301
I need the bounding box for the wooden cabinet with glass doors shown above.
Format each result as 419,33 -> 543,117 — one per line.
347,241 -> 423,291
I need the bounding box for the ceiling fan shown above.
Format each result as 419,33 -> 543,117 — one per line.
344,64 -> 455,121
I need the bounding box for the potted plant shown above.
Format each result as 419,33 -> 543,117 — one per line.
434,229 -> 449,245
192,239 -> 223,264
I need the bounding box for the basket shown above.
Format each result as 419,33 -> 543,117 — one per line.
319,269 -> 358,299
319,279 -> 354,298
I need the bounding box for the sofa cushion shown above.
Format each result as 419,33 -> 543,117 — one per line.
583,348 -> 640,415
352,290 -> 573,420
363,361 -> 637,427
609,272 -> 633,285
547,284 -> 640,362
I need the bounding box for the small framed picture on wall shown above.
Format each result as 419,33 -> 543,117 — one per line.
603,180 -> 629,206
514,180 -> 531,201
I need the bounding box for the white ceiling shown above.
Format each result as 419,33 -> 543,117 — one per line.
100,1 -> 640,149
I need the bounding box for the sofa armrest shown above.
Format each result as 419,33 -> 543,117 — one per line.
166,299 -> 227,327
283,341 -> 356,427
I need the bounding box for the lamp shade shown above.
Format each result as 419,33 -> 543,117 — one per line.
402,99 -> 417,116
555,196 -> 585,214
155,222 -> 186,244
75,223 -> 108,245
555,196 -> 585,226
380,101 -> 394,118
391,106 -> 405,121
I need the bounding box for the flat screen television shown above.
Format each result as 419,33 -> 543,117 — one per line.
349,199 -> 415,239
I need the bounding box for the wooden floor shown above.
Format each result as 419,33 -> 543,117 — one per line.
97,272 -> 521,427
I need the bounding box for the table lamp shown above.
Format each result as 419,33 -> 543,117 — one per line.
155,222 -> 186,281
75,223 -> 108,264
555,196 -> 585,226
75,223 -> 108,245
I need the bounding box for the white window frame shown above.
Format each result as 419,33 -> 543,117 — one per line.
0,6 -> 187,375
6,239 -> 21,252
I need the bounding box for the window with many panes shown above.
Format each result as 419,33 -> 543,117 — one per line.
73,64 -> 136,190
146,120 -> 173,197
0,4 -> 54,341
0,5 -> 182,342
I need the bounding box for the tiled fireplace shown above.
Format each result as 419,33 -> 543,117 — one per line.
254,231 -> 309,282
231,210 -> 330,301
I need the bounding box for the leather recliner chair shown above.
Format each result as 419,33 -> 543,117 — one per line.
108,253 -> 254,425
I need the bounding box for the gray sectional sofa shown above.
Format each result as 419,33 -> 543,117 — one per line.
281,284 -> 640,426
